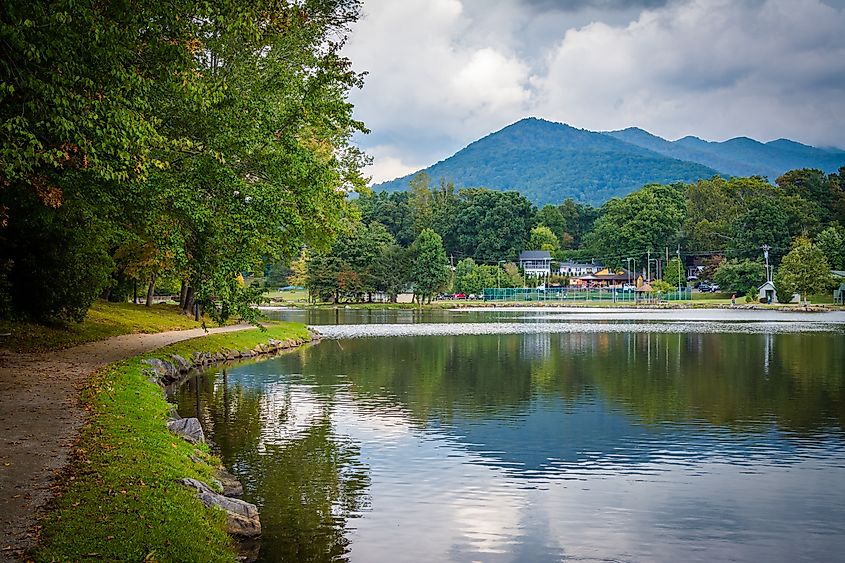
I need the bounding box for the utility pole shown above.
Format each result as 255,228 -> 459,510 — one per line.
677,244 -> 682,294
762,245 -> 771,282
647,249 -> 651,281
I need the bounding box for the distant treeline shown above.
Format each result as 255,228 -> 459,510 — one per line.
296,168 -> 845,302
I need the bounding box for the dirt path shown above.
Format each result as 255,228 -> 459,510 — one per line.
0,324 -> 253,561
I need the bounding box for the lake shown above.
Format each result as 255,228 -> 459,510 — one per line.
175,308 -> 845,562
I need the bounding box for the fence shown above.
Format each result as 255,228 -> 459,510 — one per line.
481,287 -> 692,302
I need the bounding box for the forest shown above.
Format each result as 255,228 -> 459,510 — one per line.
300,167 -> 845,303
0,0 -> 368,324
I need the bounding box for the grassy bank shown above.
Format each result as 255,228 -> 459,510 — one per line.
34,322 -> 312,563
0,301 -> 212,353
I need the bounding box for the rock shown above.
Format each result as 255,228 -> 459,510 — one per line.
189,454 -> 205,465
167,417 -> 206,444
179,478 -> 261,537
167,407 -> 182,421
225,349 -> 239,361
215,467 -> 244,498
142,358 -> 179,382
241,350 -> 255,358
171,354 -> 192,373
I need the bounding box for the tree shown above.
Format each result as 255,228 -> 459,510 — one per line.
816,225 -> 845,270
452,189 -> 535,262
586,183 -> 685,267
774,237 -> 832,303
713,259 -> 767,296
662,257 -> 686,289
535,205 -> 567,242
558,198 -> 598,248
529,225 -> 560,252
1,0 -> 369,324
410,229 -> 448,304
373,244 -> 410,302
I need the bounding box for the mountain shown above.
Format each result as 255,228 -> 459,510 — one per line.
374,118 -> 845,206
606,128 -> 845,181
375,118 -> 720,205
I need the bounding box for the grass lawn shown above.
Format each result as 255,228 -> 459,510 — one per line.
0,301 -> 213,353
263,288 -> 309,303
34,322 -> 311,563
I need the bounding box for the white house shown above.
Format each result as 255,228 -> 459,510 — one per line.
518,250 -> 552,277
559,261 -> 602,276
758,281 -> 777,303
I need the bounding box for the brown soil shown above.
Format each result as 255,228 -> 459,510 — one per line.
0,324 -> 252,562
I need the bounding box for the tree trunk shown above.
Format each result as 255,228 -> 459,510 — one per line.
145,273 -> 157,307
194,302 -> 201,321
179,280 -> 188,309
183,287 -> 195,315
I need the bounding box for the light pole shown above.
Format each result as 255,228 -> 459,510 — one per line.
676,244 -> 682,297
497,260 -> 506,300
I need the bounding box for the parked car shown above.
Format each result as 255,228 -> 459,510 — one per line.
453,293 -> 466,300
622,284 -> 635,291
697,282 -> 712,292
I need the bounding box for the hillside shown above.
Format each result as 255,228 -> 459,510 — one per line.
375,118 -> 719,205
606,128 -> 845,180
374,118 -> 845,206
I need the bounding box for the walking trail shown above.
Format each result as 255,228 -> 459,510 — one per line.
0,324 -> 252,562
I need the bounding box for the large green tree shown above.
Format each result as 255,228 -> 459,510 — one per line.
774,237 -> 832,303
586,183 -> 686,267
713,259 -> 767,296
452,188 -> 535,262
1,0 -> 369,322
410,228 -> 448,304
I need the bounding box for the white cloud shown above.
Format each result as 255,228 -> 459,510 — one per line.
534,0 -> 845,144
345,0 -> 845,182
363,146 -> 424,184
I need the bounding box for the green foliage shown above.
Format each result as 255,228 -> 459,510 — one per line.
452,188 -> 535,262
535,205 -> 568,242
816,224 -> 845,270
1,186 -> 113,322
774,237 -> 832,302
373,244 -> 411,302
357,191 -> 415,246
1,0 -> 369,325
529,225 -> 560,252
411,229 -> 448,304
454,258 -> 509,294
587,183 -> 686,266
713,259 -> 767,296
662,257 -> 685,288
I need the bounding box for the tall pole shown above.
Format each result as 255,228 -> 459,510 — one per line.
762,244 -> 771,282
677,244 -> 682,295
647,249 -> 651,281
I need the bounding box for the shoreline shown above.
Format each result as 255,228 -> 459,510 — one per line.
5,322 -> 313,563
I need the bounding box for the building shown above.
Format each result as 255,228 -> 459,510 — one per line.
758,280 -> 776,303
572,268 -> 635,287
559,261 -> 602,276
518,250 -> 552,277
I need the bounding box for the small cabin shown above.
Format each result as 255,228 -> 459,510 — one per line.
758,281 -> 776,303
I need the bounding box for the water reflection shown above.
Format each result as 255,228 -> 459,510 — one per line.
176,330 -> 845,562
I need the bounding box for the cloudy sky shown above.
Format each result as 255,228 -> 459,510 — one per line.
342,0 -> 845,184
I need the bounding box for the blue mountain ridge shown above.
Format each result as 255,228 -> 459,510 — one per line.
374,118 -> 845,206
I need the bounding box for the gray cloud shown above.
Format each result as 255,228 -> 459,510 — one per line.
344,0 -> 845,183
515,0 -> 671,10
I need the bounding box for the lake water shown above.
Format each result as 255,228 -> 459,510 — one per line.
175,309 -> 845,562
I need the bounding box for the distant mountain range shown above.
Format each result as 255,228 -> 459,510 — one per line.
374,118 -> 845,206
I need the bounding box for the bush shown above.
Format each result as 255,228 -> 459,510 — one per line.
1,189 -> 113,323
